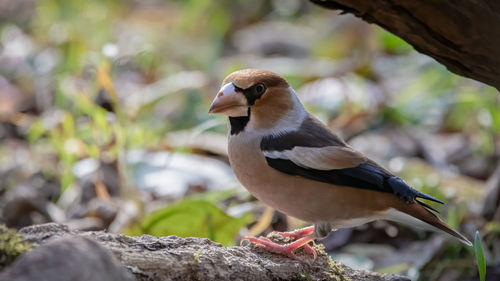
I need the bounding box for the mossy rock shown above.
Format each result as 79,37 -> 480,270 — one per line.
0,224 -> 36,270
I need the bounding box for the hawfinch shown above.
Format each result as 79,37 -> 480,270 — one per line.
209,69 -> 471,260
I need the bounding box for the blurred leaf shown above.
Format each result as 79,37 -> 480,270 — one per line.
27,119 -> 46,143
60,169 -> 74,193
376,263 -> 409,274
87,143 -> 100,159
125,199 -> 252,246
62,112 -> 75,138
188,189 -> 237,203
485,222 -> 500,233
474,231 -> 486,281
97,62 -> 118,102
379,29 -> 413,54
381,106 -> 415,126
247,206 -> 273,237
446,205 -> 459,230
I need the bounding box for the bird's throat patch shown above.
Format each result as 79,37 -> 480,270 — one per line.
229,108 -> 250,135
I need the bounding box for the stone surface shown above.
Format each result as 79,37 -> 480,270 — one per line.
0,235 -> 134,281
0,223 -> 409,281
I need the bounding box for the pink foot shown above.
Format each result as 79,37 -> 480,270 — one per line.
243,231 -> 317,261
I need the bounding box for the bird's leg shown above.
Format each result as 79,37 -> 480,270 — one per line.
242,231 -> 317,261
270,226 -> 315,240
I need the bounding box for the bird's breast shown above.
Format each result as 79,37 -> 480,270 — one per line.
228,133 -> 270,190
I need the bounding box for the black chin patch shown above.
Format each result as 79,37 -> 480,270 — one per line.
229,108 -> 250,135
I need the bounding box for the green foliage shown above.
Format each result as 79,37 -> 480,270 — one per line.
485,222 -> 500,233
379,30 -> 413,54
188,189 -> 238,203
26,93 -> 114,192
125,200 -> 252,246
447,87 -> 500,154
474,231 -> 486,281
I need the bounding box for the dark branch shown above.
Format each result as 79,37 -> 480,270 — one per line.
311,0 -> 500,90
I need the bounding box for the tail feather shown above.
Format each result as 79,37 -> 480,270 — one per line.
386,176 -> 470,244
415,199 -> 440,213
415,190 -> 444,204
392,202 -> 472,246
420,209 -> 472,246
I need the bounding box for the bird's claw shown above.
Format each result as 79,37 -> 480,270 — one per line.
242,234 -> 317,262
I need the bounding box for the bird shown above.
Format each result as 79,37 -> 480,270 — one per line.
208,68 -> 471,260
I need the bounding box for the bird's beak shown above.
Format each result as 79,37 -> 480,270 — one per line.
208,82 -> 248,117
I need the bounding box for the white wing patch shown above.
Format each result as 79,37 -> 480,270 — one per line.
263,146 -> 366,170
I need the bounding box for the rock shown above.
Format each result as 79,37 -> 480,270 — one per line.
0,235 -> 134,281
0,223 -> 410,281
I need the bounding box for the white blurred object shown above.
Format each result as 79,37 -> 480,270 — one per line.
165,118 -> 228,156
102,43 -> 119,58
126,150 -> 238,197
124,71 -> 209,111
73,158 -> 100,178
296,75 -> 383,111
1,25 -> 33,59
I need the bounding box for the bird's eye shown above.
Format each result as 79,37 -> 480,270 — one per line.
255,83 -> 266,95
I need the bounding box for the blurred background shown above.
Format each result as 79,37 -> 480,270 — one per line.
0,0 -> 499,280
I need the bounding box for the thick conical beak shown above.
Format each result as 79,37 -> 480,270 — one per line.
208,83 -> 248,116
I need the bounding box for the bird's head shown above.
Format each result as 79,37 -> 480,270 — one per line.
209,69 -> 305,132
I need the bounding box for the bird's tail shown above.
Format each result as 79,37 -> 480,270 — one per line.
401,203 -> 472,246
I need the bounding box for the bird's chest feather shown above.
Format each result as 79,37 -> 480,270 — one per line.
228,131 -> 297,204
228,133 -> 270,190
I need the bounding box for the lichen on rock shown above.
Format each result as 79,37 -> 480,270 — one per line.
0,224 -> 36,270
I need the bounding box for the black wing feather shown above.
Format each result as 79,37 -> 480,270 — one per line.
265,157 -> 443,204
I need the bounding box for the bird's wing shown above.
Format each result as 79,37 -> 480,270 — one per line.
260,121 -> 443,205
263,146 -> 366,170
